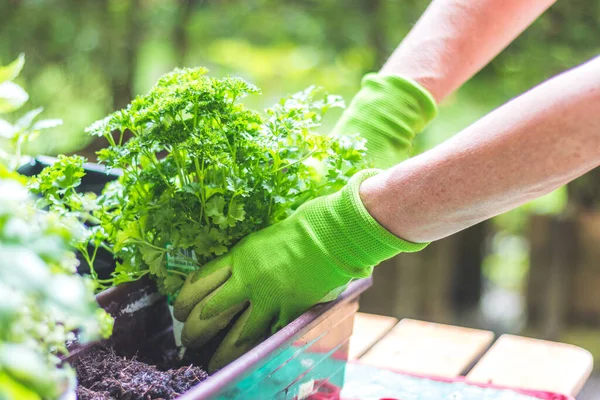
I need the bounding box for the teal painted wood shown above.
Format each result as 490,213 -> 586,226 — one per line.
179,279 -> 369,400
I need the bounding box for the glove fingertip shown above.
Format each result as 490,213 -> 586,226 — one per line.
181,300 -> 248,349
173,263 -> 233,321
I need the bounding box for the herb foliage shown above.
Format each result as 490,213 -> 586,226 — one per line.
0,54 -> 62,170
32,68 -> 369,296
0,53 -> 111,400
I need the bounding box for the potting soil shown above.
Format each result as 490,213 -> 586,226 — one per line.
73,346 -> 208,400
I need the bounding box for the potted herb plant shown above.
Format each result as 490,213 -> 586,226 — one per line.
30,67 -> 372,399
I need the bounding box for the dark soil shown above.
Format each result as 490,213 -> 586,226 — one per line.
74,346 -> 209,400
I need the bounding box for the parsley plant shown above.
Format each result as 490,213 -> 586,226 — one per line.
33,68 -> 369,296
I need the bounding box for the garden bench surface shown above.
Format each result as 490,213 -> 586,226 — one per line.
467,334 -> 594,396
348,313 -> 398,360
349,314 -> 594,397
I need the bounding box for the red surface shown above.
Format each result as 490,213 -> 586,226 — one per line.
306,368 -> 574,400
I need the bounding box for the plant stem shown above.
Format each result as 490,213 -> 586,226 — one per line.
273,148 -> 317,172
167,269 -> 189,277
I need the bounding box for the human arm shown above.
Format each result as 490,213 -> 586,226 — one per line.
333,0 -> 556,167
382,0 -> 557,102
361,56 -> 600,243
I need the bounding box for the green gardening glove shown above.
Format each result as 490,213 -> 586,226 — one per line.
173,169 -> 427,372
331,73 -> 438,169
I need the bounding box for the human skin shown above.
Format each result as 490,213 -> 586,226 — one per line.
361,56 -> 600,243
381,0 -> 557,103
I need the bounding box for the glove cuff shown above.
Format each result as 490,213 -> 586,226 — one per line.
331,73 -> 438,168
359,73 -> 437,131
305,169 -> 428,278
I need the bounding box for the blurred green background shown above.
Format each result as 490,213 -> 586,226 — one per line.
4,0 -> 599,155
2,0 -> 600,372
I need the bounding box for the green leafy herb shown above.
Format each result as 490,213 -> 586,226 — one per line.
34,67 -> 369,297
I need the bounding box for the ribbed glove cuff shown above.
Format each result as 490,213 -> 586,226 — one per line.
331,73 -> 438,168
308,169 -> 428,278
359,74 -> 437,132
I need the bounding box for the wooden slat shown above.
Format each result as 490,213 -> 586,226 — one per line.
359,318 -> 494,377
349,312 -> 398,360
467,334 -> 594,396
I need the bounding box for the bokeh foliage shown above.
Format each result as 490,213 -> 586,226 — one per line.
1,0 -> 599,292
2,0 -> 598,156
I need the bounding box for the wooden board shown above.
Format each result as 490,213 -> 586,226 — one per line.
349,312 -> 398,360
359,318 -> 494,377
466,334 -> 594,396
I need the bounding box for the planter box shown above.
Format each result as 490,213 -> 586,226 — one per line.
67,276 -> 371,399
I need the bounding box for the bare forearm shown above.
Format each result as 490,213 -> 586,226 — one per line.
381,0 -> 556,102
362,56 -> 600,243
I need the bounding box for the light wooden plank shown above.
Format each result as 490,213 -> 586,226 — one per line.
467,334 -> 594,396
359,318 -> 494,377
349,312 -> 398,360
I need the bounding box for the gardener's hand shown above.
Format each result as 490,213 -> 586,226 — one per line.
331,74 -> 437,169
173,169 -> 426,371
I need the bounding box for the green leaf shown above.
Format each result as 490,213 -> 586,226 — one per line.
0,119 -> 13,138
210,243 -> 228,256
114,220 -> 142,252
112,261 -> 140,285
31,118 -> 62,131
14,107 -> 43,131
228,199 -> 245,222
140,246 -> 166,277
204,185 -> 225,200
182,182 -> 200,195
0,81 -> 28,113
0,54 -> 25,84
96,309 -> 115,339
0,344 -> 60,398
192,226 -> 227,257
163,274 -> 184,293
206,195 -> 225,217
0,370 -> 42,400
